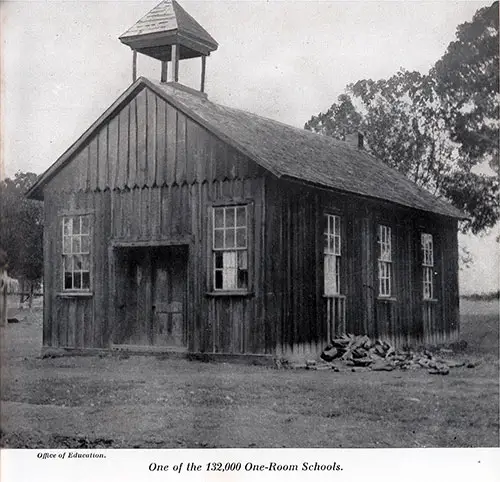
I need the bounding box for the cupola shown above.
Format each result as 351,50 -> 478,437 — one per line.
119,0 -> 218,92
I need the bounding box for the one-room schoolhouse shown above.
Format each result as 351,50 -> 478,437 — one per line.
27,1 -> 463,361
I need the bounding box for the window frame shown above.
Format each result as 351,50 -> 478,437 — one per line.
377,224 -> 393,298
61,213 -> 93,293
210,203 -> 251,294
323,213 -> 342,297
421,232 -> 435,300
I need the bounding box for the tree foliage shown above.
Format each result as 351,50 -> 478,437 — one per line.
0,172 -> 43,282
305,2 -> 499,235
433,2 -> 499,173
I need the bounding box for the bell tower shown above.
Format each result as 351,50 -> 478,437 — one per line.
119,0 -> 218,92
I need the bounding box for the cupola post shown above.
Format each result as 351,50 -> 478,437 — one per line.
132,50 -> 137,83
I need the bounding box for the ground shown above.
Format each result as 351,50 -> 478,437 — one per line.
0,297 -> 498,448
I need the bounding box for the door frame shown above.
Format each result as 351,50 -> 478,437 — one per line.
108,240 -> 191,351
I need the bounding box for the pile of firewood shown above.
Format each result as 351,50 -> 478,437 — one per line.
300,334 -> 477,375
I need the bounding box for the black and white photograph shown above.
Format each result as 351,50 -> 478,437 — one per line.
1,0 -> 499,478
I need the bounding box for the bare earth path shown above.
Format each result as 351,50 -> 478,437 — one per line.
1,303 -> 498,448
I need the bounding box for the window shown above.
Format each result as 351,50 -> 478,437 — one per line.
421,233 -> 434,300
212,205 -> 248,291
377,224 -> 392,297
62,215 -> 91,290
324,214 -> 341,296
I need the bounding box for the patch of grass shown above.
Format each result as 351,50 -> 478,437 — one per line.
1,306 -> 498,448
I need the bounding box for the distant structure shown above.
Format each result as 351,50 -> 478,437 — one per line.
27,1 -> 462,360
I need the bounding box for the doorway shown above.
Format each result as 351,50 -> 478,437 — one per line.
113,245 -> 188,349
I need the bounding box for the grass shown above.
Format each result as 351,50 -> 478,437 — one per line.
0,301 -> 498,448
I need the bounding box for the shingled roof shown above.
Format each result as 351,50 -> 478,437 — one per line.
119,0 -> 217,49
27,78 -> 463,219
151,80 -> 463,219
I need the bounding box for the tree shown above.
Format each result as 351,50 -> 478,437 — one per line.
305,2 -> 499,235
0,172 -> 43,300
433,1 -> 499,174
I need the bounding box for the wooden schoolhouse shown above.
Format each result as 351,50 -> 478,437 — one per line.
27,1 -> 463,360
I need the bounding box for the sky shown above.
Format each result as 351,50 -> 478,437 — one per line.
1,0 -> 498,294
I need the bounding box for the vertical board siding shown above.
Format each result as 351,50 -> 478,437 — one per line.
146,89 -> 157,186
136,89 -> 147,187
117,104 -> 130,188
266,178 -> 460,357
156,98 -> 167,185
97,127 -> 108,190
108,115 -> 119,189
62,86 -> 266,192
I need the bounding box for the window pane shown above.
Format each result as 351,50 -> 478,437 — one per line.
64,273 -> 73,290
214,208 -> 224,228
215,252 -> 223,269
334,235 -> 340,255
64,255 -> 72,271
236,207 -> 246,227
72,236 -> 81,253
82,254 -> 90,271
75,272 -> 83,289
63,218 -> 72,235
215,270 -> 223,289
324,254 -> 337,296
236,227 -> 247,248
223,251 -> 237,268
63,236 -> 71,254
73,217 -> 81,235
237,269 -> 248,289
82,272 -> 90,290
214,229 -> 224,249
81,235 -> 90,253
225,229 -> 235,248
222,252 -> 237,290
238,251 -> 248,270
74,255 -> 83,271
334,215 -> 340,234
225,207 -> 235,227
81,216 -> 90,234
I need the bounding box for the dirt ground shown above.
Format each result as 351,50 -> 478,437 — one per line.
0,299 -> 498,448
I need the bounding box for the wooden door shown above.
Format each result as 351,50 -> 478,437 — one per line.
152,247 -> 187,348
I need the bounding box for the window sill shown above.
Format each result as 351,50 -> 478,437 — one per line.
57,291 -> 93,299
206,291 -> 254,298
423,298 -> 439,303
377,297 -> 397,302
323,294 -> 346,299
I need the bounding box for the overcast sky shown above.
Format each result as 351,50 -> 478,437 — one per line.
1,0 -> 498,293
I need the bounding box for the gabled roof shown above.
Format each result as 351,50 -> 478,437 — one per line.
119,0 -> 217,50
27,78 -> 463,219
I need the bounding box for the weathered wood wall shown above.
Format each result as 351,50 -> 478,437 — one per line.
42,189 -> 111,348
42,85 -> 269,354
265,178 -> 459,357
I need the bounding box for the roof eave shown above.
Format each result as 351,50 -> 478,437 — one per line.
280,174 -> 466,220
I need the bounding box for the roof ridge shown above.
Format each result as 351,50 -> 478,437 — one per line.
28,77 -> 464,219
171,0 -> 218,46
